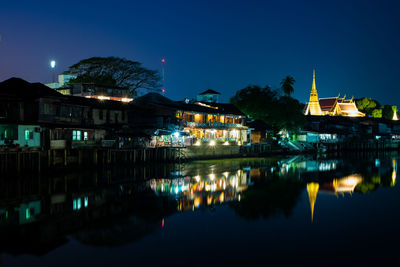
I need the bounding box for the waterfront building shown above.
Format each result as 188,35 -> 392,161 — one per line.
247,120 -> 274,143
176,98 -> 249,146
45,73 -> 76,90
129,93 -> 181,147
46,74 -> 133,103
0,78 -> 129,149
131,91 -> 250,147
304,70 -> 365,117
63,83 -> 133,103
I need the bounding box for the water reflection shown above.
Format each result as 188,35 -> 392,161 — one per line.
0,155 -> 398,259
149,168 -> 250,211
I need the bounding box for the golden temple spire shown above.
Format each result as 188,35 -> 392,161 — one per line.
304,70 -> 323,116
312,69 -> 316,91
307,182 -> 319,223
393,106 -> 398,121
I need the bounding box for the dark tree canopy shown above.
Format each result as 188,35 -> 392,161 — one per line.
67,57 -> 161,94
382,105 -> 395,120
230,85 -> 306,132
280,76 -> 295,96
355,97 -> 381,115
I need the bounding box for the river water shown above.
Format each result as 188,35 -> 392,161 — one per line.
1,154 -> 400,266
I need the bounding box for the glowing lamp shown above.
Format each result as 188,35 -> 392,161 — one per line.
173,131 -> 180,138
161,88 -> 166,93
50,60 -> 56,69
210,140 -> 216,146
161,58 -> 166,63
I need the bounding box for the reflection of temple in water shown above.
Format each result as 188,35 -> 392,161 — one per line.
306,174 -> 363,222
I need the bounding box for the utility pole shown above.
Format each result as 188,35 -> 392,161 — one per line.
161,58 -> 166,94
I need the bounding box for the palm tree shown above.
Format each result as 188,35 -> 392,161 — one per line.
280,76 -> 296,96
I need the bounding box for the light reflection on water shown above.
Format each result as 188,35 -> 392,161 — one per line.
0,155 -> 399,265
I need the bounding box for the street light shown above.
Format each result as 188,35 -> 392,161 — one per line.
50,60 -> 56,83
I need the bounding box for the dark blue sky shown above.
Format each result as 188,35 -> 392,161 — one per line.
1,0 -> 399,104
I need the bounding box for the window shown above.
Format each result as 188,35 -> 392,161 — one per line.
84,131 -> 88,141
25,208 -> 31,219
72,130 -> 81,141
60,106 -> 67,117
114,111 -> 119,123
43,103 -> 50,114
25,208 -> 34,219
73,198 -> 82,210
25,130 -> 30,140
99,110 -> 103,120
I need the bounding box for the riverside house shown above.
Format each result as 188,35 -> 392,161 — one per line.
130,90 -> 249,147
0,78 -> 129,149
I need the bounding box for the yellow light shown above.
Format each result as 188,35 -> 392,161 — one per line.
219,192 -> 224,203
209,173 -> 215,180
194,140 -> 201,146
207,195 -> 213,205
194,175 -> 200,182
210,140 -> 216,146
97,96 -> 110,100
121,98 -> 133,102
237,141 -> 241,145
205,184 -> 211,191
223,141 -> 229,145
194,197 -> 201,207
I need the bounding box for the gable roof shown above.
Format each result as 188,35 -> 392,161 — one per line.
0,77 -> 63,99
132,93 -> 178,108
319,98 -> 338,112
199,89 -> 220,95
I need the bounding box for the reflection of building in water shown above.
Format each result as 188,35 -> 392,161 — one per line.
332,175 -> 363,194
392,159 -> 397,186
279,157 -> 338,175
306,174 -> 363,222
149,169 -> 251,211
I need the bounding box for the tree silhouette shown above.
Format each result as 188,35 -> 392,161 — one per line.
280,76 -> 295,96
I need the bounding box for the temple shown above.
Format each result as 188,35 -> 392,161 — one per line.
304,70 -> 365,117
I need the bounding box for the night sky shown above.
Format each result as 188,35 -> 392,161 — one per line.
1,0 -> 399,104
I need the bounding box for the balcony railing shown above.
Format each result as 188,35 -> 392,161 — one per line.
186,121 -> 243,128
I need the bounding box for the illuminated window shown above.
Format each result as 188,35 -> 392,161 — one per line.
84,132 -> 88,141
73,198 -> 82,210
25,130 -> 32,140
84,196 -> 88,207
72,130 -> 81,141
26,208 -> 31,219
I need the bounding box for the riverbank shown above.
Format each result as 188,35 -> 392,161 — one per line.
1,140 -> 400,173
